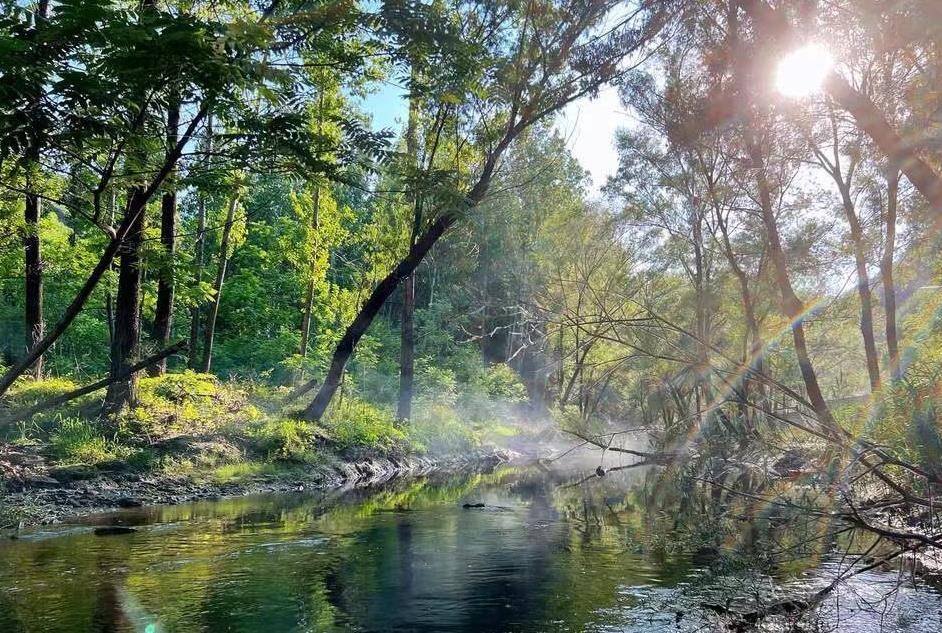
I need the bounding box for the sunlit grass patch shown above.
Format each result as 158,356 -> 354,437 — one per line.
49,416 -> 133,465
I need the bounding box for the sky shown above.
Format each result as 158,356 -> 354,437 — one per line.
358,83 -> 627,196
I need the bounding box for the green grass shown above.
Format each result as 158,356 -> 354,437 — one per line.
48,416 -> 132,465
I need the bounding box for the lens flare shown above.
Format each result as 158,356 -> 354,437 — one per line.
775,44 -> 833,98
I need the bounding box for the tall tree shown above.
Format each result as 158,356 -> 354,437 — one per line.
22,0 -> 50,380
201,191 -> 242,373
298,0 -> 667,421
151,98 -> 181,376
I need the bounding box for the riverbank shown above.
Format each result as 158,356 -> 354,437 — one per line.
0,372 -> 533,528
1,443 -> 516,528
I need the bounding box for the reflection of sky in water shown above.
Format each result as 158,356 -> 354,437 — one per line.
0,466 -> 939,632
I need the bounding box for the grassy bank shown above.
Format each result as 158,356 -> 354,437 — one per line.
0,371 -> 527,526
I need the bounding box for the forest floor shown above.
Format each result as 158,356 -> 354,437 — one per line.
0,373 -> 528,529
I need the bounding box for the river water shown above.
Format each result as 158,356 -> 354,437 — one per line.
0,461 -> 940,632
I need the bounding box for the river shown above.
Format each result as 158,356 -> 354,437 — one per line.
0,460 -> 940,632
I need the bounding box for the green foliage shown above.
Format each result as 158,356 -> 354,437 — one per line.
249,418 -> 321,464
324,397 -> 407,453
49,417 -> 130,465
124,372 -> 263,437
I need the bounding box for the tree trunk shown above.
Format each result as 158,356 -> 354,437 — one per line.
883,167 -> 900,379
103,188 -> 148,415
189,116 -> 212,369
201,194 -> 239,373
0,102 -> 208,398
151,100 -> 181,376
298,187 -> 320,361
837,185 -> 881,392
189,195 -> 207,369
22,0 -> 50,380
24,169 -> 44,381
397,273 -> 416,420
398,78 -> 421,421
743,126 -> 838,434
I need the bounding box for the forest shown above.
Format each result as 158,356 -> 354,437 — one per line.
2,0 -> 942,631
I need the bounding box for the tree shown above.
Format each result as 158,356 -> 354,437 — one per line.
298,0 -> 668,421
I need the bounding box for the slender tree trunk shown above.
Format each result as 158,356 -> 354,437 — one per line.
189,195 -> 207,368
22,0 -> 50,380
398,79 -> 422,421
151,99 -> 181,376
883,167 -> 900,379
103,188 -> 148,415
201,194 -> 239,373
397,273 -> 416,420
189,117 -> 212,369
299,280 -> 316,358
299,187 -> 320,361
743,127 -> 838,433
837,185 -> 881,392
24,164 -> 44,381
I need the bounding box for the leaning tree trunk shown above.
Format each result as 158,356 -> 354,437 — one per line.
838,185 -> 881,392
103,187 -> 148,415
883,167 -> 900,380
298,134 -> 512,421
201,194 -> 239,373
744,127 -> 838,434
301,211 -> 458,421
151,99 -> 181,376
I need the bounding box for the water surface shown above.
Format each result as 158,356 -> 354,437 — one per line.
1,463 -> 940,632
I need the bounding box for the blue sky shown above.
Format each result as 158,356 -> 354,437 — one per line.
359,82 -> 626,196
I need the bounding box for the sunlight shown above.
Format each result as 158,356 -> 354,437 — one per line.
775,44 -> 833,98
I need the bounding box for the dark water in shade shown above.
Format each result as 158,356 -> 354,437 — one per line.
1,462 -> 941,632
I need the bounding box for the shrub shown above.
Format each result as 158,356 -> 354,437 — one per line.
325,397 -> 406,453
123,371 -> 262,437
250,418 -> 321,463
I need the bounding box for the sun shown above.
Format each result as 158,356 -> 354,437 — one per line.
775,44 -> 833,98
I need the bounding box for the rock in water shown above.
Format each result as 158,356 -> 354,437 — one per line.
94,526 -> 137,536
462,502 -> 486,509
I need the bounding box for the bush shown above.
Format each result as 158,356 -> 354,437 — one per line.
409,402 -> 478,454
249,418 -> 321,463
325,397 -> 406,452
123,371 -> 262,437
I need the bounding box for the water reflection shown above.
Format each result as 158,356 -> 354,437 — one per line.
0,463 -> 940,632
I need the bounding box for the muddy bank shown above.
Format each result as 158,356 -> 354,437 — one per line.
1,446 -> 516,528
